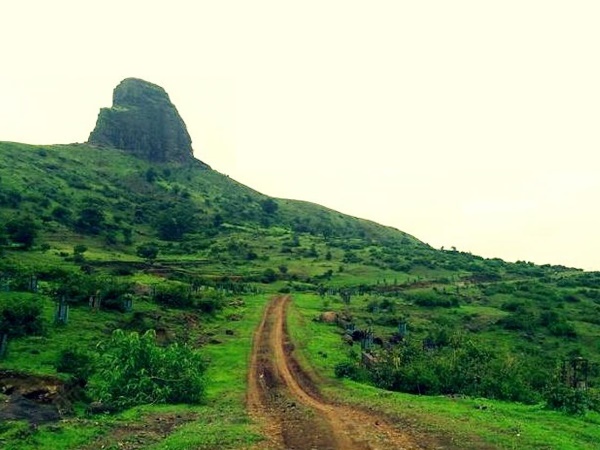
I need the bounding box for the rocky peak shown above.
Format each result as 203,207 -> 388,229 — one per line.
88,78 -> 194,163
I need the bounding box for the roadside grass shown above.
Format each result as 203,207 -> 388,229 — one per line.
0,419 -> 104,450
287,293 -> 600,450
144,293 -> 268,449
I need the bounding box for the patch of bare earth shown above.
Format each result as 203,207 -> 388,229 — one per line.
78,412 -> 197,450
247,295 -> 446,450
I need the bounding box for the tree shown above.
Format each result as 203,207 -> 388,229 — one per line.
136,242 -> 159,262
5,216 -> 37,249
0,296 -> 45,337
155,207 -> 196,241
261,198 -> 278,215
75,205 -> 106,235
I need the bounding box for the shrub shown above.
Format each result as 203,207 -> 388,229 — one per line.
334,361 -> 361,380
0,296 -> 45,337
75,205 -> 106,235
410,291 -> 458,308
136,242 -> 160,261
544,384 -> 591,415
154,284 -> 194,308
5,216 -> 37,249
56,348 -> 94,384
261,268 -> 277,283
498,311 -> 537,332
90,329 -> 206,411
196,291 -> 224,314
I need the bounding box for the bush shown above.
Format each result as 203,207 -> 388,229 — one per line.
367,337 -> 540,403
544,384 -> 592,415
136,242 -> 160,261
56,348 -> 94,384
196,291 -> 224,314
90,329 -> 206,411
261,268 -> 277,283
410,291 -> 458,308
334,361 -> 361,380
0,296 -> 45,337
5,216 -> 37,249
154,284 -> 194,308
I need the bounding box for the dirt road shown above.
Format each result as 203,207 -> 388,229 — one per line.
247,295 -> 428,450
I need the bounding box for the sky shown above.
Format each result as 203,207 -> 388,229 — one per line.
1,1 -> 599,270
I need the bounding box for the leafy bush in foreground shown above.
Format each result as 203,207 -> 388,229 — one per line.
90,329 -> 206,410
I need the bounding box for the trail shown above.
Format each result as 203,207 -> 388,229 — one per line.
247,295 -> 427,450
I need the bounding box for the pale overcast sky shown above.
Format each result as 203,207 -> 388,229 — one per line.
1,1 -> 599,270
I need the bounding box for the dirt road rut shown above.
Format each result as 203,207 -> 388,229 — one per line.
247,295 -> 426,450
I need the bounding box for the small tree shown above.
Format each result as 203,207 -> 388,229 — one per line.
137,242 -> 159,262
261,198 -> 278,215
0,296 -> 45,337
5,217 -> 37,249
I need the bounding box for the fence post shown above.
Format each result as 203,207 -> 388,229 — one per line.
0,333 -> 8,359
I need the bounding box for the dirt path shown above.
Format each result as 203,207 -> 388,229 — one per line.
247,295 -> 428,450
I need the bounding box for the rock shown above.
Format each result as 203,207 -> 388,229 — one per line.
86,401 -> 115,415
319,311 -> 338,323
88,78 -> 198,163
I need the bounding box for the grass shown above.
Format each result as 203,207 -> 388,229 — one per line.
287,293 -> 600,450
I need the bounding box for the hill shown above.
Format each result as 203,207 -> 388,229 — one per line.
0,78 -> 599,449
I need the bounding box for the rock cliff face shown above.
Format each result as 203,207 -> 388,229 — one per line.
88,78 -> 194,163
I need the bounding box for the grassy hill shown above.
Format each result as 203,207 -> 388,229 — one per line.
1,138 -> 599,449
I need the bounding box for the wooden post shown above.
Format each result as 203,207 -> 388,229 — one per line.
55,296 -> 69,324
29,275 -> 38,293
0,333 -> 8,359
398,321 -> 408,338
123,296 -> 133,312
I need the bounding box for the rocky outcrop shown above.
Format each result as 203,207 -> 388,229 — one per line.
88,78 -> 194,163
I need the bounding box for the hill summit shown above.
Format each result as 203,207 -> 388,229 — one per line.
88,78 -> 194,163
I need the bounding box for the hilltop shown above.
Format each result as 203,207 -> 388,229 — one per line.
88,78 -> 196,163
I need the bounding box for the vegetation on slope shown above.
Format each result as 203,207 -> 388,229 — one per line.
0,139 -> 599,448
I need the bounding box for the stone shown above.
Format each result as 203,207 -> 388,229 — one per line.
88,78 -> 194,163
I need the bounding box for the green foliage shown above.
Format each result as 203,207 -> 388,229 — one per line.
260,198 -> 278,215
73,244 -> 88,255
0,296 -> 45,337
5,216 -> 37,249
90,329 -> 206,410
56,348 -> 94,383
261,268 -> 277,283
196,290 -> 224,314
53,272 -> 99,304
75,203 -> 106,235
498,310 -> 537,332
155,206 -> 196,240
100,281 -> 134,312
409,291 -> 459,308
544,383 -> 598,415
334,360 -> 361,379
154,284 -> 194,308
368,337 -> 540,403
137,242 -> 160,261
